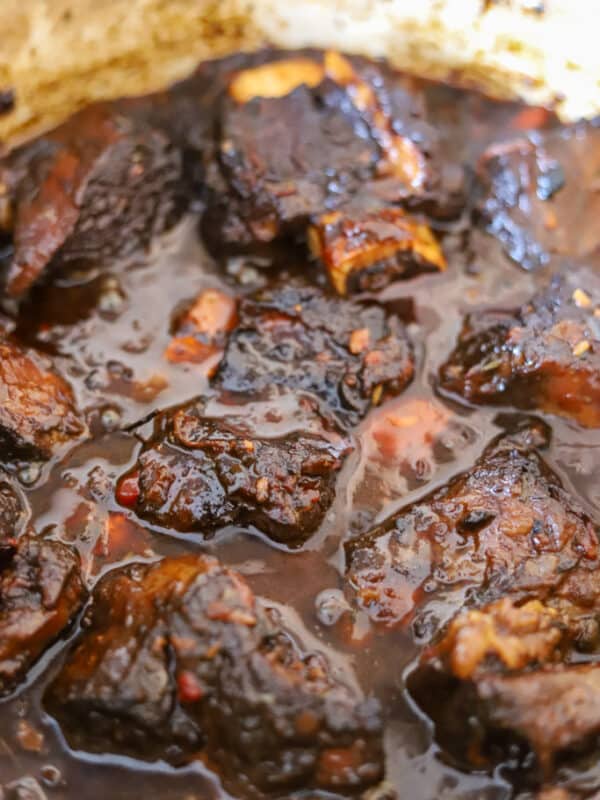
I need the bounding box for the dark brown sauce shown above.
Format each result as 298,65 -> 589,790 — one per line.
0,64 -> 599,800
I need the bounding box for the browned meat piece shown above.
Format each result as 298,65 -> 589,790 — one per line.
163,287 -> 238,369
345,421 -> 599,639
0,335 -> 86,460
417,664 -> 600,776
45,554 -> 383,794
396,429 -> 600,779
476,664 -> 600,772
227,56 -> 327,103
0,474 -> 27,562
439,269 -> 600,428
1,104 -> 183,297
214,280 -> 414,428
0,535 -> 86,696
116,394 -> 352,545
476,123 -> 600,270
202,51 -> 463,252
0,475 -> 26,539
407,580 -> 600,776
308,207 -> 446,296
412,591 -> 598,699
423,597 -> 587,682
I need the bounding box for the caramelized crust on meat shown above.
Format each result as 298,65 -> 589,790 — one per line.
228,57 -> 326,102
476,665 -> 600,771
202,52 -> 463,252
0,474 -> 27,547
408,570 -> 600,776
439,269 -> 600,427
425,598 -> 572,681
0,335 -> 86,460
117,394 -> 351,545
0,535 -> 86,696
477,123 -> 600,270
309,207 -> 446,296
321,51 -> 427,190
214,280 -> 414,428
2,104 -> 183,297
401,428 -> 600,777
46,554 -> 383,794
345,422 -> 599,639
412,663 -> 600,776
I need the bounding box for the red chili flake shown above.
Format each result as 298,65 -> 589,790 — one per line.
177,670 -> 204,704
115,470 -> 140,508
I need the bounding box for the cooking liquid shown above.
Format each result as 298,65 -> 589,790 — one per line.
0,69 -> 599,800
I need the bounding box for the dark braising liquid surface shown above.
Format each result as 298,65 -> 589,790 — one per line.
0,52 -> 599,800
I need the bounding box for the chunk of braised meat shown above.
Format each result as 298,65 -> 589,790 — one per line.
410,592 -> 598,714
439,270 -> 600,428
345,421 -> 599,640
0,474 -> 27,562
397,427 -> 600,779
1,104 -> 183,297
476,123 -> 600,270
476,664 -> 600,772
0,335 -> 86,460
164,287 -> 237,369
111,50 -> 253,163
0,535 -> 86,696
117,394 -> 352,545
214,281 -> 414,428
202,51 -> 463,252
422,597 -> 597,683
408,526 -> 600,777
412,662 -> 600,778
308,207 -> 446,296
46,554 -> 383,794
